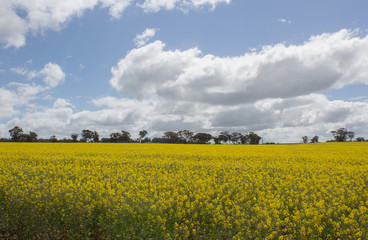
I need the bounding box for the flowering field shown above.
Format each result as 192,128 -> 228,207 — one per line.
0,143 -> 367,239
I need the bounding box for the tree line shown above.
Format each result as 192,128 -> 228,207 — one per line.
301,128 -> 367,143
5,126 -> 263,145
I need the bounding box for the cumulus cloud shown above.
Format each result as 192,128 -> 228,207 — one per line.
0,63 -> 65,120
110,29 -> 368,105
134,28 -> 158,47
0,0 -> 230,48
39,63 -> 65,88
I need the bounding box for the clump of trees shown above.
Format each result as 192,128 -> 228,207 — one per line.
5,126 -> 263,145
302,135 -> 319,143
9,126 -> 38,142
330,128 -> 355,142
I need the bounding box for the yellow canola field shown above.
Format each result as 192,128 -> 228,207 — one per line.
0,142 -> 368,239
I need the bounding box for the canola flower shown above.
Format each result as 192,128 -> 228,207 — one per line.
0,142 -> 367,239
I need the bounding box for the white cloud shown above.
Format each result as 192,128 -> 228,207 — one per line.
278,18 -> 291,24
137,0 -> 230,12
53,98 -> 74,109
11,62 -> 65,88
39,63 -> 65,88
0,0 -> 229,48
0,88 -> 19,118
111,29 -> 368,105
0,63 -> 65,120
134,28 -> 158,47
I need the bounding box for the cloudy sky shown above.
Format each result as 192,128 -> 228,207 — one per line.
1,0 -> 368,142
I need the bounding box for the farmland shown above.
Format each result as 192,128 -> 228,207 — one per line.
0,143 -> 367,239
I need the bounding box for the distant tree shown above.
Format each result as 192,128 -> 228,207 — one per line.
71,133 -> 78,142
139,130 -> 148,142
302,136 -> 308,143
81,129 -> 94,142
347,131 -> 355,142
178,130 -> 194,143
163,131 -> 179,143
230,132 -> 242,144
248,132 -> 261,144
310,135 -> 319,143
240,134 -> 250,144
213,137 -> 221,144
28,131 -> 38,142
331,128 -> 354,142
355,137 -> 365,142
218,131 -> 231,144
50,135 -> 58,142
110,132 -> 122,143
9,126 -> 24,142
92,131 -> 100,142
121,130 -> 131,142
193,133 -> 213,144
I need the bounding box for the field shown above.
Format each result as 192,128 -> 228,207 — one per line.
0,143 -> 368,239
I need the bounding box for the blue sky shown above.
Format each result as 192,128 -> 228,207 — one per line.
1,0 -> 368,142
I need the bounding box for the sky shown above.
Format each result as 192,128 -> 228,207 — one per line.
1,0 -> 368,143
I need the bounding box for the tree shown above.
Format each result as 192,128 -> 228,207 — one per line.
310,135 -> 319,143
355,137 -> 365,142
9,126 -> 24,142
81,129 -> 94,142
93,131 -> 100,142
163,131 -> 179,143
71,133 -> 78,142
139,130 -> 148,142
230,132 -> 242,144
331,128 -> 354,142
50,135 -> 58,142
248,132 -> 261,144
121,130 -> 131,142
218,131 -> 231,144
240,134 -> 250,144
193,133 -> 212,144
178,130 -> 194,143
110,132 -> 122,143
28,131 -> 38,142
213,137 -> 221,144
347,131 -> 355,142
302,136 -> 308,143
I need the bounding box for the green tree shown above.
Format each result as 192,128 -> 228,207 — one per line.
139,130 -> 148,142
110,132 -> 122,143
218,131 -> 231,144
9,126 -> 24,142
93,131 -> 100,142
81,129 -> 94,142
331,128 -> 354,142
163,131 -> 179,143
121,131 -> 131,142
248,132 -> 261,144
230,132 -> 242,144
71,133 -> 78,142
310,135 -> 319,143
178,130 -> 194,143
193,133 -> 212,144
